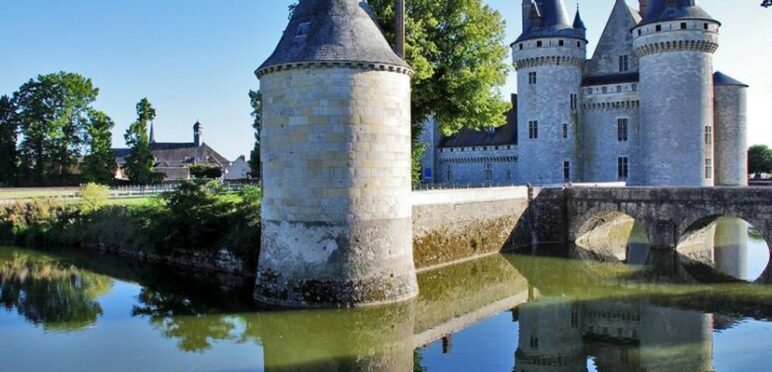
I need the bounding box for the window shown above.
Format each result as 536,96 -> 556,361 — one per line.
447,165 -> 453,181
528,72 -> 537,85
638,29 -> 642,36
564,161 -> 571,181
484,163 -> 493,181
704,23 -> 709,30
519,43 -> 523,50
681,22 -> 687,30
656,25 -> 662,32
618,119 -> 629,142
705,159 -> 713,179
587,87 -> 593,95
530,337 -> 539,349
619,55 -> 629,72
559,40 -> 564,46
536,41 -> 542,47
618,157 -> 629,179
577,41 -> 581,48
602,86 -> 608,94
528,121 -> 539,139
632,83 -> 638,92
705,126 -> 713,145
616,85 -> 623,93
423,167 -> 433,180
570,93 -> 578,111
563,123 -> 569,139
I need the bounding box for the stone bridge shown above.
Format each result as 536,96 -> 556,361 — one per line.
564,187 -> 772,250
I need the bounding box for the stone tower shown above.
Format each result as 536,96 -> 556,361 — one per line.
633,0 -> 720,186
255,0 -> 417,308
712,71 -> 748,187
512,0 -> 587,185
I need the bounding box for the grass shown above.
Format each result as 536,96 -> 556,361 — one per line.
0,188 -> 81,200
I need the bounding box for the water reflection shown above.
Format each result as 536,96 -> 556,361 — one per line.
0,249 -> 112,331
1,244 -> 772,371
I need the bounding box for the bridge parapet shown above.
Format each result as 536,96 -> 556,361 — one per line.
565,187 -> 772,250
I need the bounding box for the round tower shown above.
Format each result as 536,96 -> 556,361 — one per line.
512,0 -> 587,185
713,71 -> 748,187
633,0 -> 720,186
254,0 -> 417,308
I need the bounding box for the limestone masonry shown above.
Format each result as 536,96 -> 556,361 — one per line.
421,0 -> 749,187
256,0 -> 417,307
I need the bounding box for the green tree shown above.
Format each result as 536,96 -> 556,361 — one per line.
748,145 -> 772,179
124,98 -> 162,185
189,164 -> 222,179
289,0 -> 510,184
248,90 -> 262,180
0,96 -> 18,186
12,72 -> 99,185
81,110 -> 117,185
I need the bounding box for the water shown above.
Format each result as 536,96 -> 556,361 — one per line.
1,224 -> 771,371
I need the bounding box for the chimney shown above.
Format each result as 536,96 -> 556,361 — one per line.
394,0 -> 405,58
193,121 -> 203,147
639,0 -> 648,18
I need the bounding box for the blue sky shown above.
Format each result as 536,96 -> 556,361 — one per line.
1,0 -> 769,160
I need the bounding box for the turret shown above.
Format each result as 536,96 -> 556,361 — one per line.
632,0 -> 720,186
255,0 -> 418,308
512,0 -> 587,185
573,7 -> 586,39
193,121 -> 202,147
713,72 -> 749,186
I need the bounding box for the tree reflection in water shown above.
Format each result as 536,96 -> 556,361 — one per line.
0,249 -> 112,331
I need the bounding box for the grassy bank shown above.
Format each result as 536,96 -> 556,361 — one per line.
0,181 -> 261,273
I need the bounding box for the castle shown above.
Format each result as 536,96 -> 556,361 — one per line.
421,0 -> 749,187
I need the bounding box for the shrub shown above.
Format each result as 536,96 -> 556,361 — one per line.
79,183 -> 110,212
189,164 -> 223,179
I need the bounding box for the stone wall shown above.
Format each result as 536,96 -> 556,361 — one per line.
258,66 -> 417,307
436,147 -> 518,186
411,186 -> 529,269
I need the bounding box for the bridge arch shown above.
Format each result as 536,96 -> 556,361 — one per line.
572,208 -> 652,264
676,215 -> 771,284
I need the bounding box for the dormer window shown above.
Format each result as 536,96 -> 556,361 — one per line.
295,22 -> 311,40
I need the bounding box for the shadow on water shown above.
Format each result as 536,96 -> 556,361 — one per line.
3,242 -> 772,370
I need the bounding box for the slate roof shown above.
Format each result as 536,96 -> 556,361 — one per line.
713,71 -> 749,88
258,0 -> 408,72
516,0 -> 586,43
582,72 -> 640,87
639,0 -> 717,26
440,95 -> 518,148
113,143 -> 231,168
573,9 -> 586,30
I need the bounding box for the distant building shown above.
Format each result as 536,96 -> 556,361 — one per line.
421,0 -> 748,187
225,155 -> 251,181
113,121 -> 231,181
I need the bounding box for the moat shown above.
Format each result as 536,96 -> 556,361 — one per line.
1,218 -> 771,371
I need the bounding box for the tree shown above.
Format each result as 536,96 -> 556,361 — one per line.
0,96 -> 18,186
248,90 -> 262,180
748,145 -> 772,179
81,110 -> 117,185
289,0 -> 510,185
12,72 -> 99,185
189,164 -> 222,179
124,98 -> 162,185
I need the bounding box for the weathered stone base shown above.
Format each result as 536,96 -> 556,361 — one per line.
256,218 -> 418,308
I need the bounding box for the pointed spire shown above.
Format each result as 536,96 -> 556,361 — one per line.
515,0 -> 585,42
573,2 -> 586,31
149,121 -> 156,143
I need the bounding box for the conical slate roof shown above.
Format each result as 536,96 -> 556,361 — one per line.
258,0 -> 409,73
573,9 -> 586,30
516,0 -> 585,42
713,71 -> 748,88
639,0 -> 717,26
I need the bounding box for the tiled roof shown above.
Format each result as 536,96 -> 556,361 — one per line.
439,96 -> 518,148
516,0 -> 586,43
582,72 -> 640,86
259,0 -> 408,72
713,71 -> 748,88
639,0 -> 716,26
